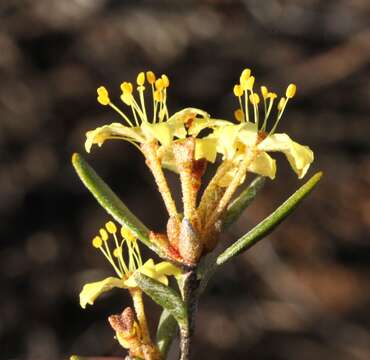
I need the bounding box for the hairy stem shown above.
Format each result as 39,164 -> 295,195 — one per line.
204,147 -> 258,232
141,142 -> 178,219
179,270 -> 199,360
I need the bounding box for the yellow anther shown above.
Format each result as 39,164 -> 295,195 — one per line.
146,71 -> 156,84
155,78 -> 164,90
233,84 -> 243,97
99,228 -> 108,241
154,89 -> 163,102
249,93 -> 260,105
286,83 -> 297,98
278,97 -> 286,111
161,74 -> 170,88
92,236 -> 103,248
234,109 -> 244,122
121,92 -> 132,106
240,68 -> 251,88
261,86 -> 269,99
268,92 -> 277,99
121,226 -> 136,242
136,72 -> 145,86
105,221 -> 117,234
113,248 -> 122,258
120,81 -> 133,94
245,76 -> 255,90
97,86 -> 110,106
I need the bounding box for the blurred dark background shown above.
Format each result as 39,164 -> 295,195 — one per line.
1,1 -> 369,359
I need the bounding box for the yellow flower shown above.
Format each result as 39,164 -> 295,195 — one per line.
183,69 -> 313,183
79,220 -> 181,309
85,71 -> 210,153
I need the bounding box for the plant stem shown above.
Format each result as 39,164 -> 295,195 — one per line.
179,270 -> 199,360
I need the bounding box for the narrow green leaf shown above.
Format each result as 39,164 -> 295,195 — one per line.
156,309 -> 178,356
72,153 -> 163,257
133,272 -> 187,329
217,172 -> 323,266
222,176 -> 266,229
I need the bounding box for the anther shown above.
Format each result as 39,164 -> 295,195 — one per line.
161,74 -> 170,88
120,82 -> 133,94
113,248 -> 122,258
261,86 -> 269,99
92,236 -> 103,248
100,229 -> 109,241
240,68 -> 251,88
154,90 -> 163,102
286,84 -> 297,99
233,84 -> 243,97
106,221 -> 117,234
146,71 -> 156,84
234,109 -> 244,122
249,93 -> 260,105
245,76 -> 255,90
121,226 -> 136,242
136,72 -> 145,86
278,97 -> 286,111
97,86 -> 110,106
155,78 -> 164,91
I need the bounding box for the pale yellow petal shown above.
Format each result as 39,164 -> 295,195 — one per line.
141,122 -> 172,146
188,118 -> 230,137
215,124 -> 245,159
155,262 -> 182,277
84,123 -> 143,153
258,133 -> 314,178
195,138 -> 218,162
247,151 -> 276,179
79,277 -> 125,309
157,145 -> 178,173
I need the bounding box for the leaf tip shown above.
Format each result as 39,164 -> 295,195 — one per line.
71,152 -> 81,166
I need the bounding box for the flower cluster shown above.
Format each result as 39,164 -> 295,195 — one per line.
85,69 -> 313,265
78,68 -> 315,358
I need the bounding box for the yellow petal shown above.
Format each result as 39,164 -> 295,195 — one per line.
195,138 -> 218,162
258,133 -> 314,178
155,261 -> 182,277
79,277 -> 125,309
248,151 -> 276,179
141,122 -> 172,146
214,124 -> 244,160
188,118 -> 229,137
157,145 -> 178,173
85,123 -> 143,153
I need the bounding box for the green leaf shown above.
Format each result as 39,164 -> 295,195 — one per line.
217,172 -> 322,266
156,309 -> 178,356
72,153 -> 164,257
133,272 -> 187,329
222,176 -> 266,229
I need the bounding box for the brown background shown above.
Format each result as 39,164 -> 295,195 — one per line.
0,1 -> 369,359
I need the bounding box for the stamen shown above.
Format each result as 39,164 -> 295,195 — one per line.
286,83 -> 297,99
146,71 -> 156,84
136,72 -> 145,86
233,84 -> 245,122
97,86 -> 110,105
105,221 -> 117,234
92,236 -> 103,249
99,228 -> 108,241
234,109 -> 244,122
249,93 -> 260,128
240,68 -> 251,89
